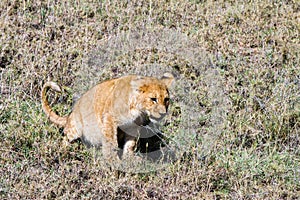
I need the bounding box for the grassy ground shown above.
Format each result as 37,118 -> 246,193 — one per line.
1,0 -> 299,199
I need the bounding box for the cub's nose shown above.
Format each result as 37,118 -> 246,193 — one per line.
158,106 -> 167,115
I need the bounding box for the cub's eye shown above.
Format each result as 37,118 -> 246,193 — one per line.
150,98 -> 158,103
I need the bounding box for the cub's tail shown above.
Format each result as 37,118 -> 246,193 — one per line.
41,81 -> 67,127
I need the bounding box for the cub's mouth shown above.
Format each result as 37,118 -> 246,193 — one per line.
134,111 -> 151,126
149,113 -> 166,123
141,110 -> 167,124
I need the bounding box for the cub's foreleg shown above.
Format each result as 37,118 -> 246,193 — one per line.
101,115 -> 121,162
120,125 -> 141,160
123,135 -> 137,157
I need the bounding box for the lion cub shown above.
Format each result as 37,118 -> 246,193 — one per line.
41,73 -> 174,162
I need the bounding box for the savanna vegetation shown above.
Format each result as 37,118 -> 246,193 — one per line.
1,0 -> 299,199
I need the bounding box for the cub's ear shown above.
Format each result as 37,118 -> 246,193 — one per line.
131,76 -> 145,91
161,72 -> 175,88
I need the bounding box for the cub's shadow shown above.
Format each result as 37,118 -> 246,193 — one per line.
117,125 -> 176,163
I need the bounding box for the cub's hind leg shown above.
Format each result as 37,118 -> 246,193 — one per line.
62,114 -> 83,146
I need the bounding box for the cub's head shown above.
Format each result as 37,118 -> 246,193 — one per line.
131,73 -> 174,123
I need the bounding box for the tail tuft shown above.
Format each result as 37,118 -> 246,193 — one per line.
41,81 -> 68,127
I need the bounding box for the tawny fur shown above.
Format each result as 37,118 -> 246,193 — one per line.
41,73 -> 174,162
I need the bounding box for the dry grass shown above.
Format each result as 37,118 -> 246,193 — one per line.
1,0 -> 299,199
